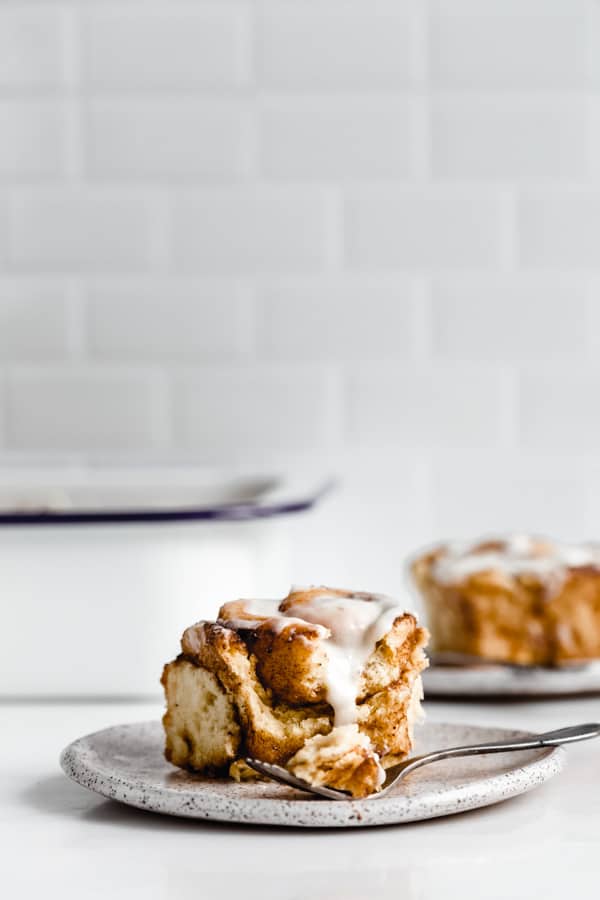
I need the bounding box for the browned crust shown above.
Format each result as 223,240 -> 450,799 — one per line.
412,544 -> 600,666
343,756 -> 384,799
279,585 -> 350,612
290,739 -> 384,799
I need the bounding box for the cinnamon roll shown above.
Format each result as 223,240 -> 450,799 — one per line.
411,535 -> 600,666
161,585 -> 428,798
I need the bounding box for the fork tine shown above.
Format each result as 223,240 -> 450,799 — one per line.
244,758 -> 352,800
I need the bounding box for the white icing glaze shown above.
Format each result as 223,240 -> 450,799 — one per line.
284,589 -> 407,727
218,598 -> 328,637
181,622 -> 207,655
432,535 -> 600,586
243,598 -> 281,617
218,587 -> 412,728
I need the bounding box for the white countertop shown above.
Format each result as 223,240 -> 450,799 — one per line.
3,697 -> 600,899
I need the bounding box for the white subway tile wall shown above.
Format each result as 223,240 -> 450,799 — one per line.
0,7 -> 69,88
171,186 -> 336,273
87,99 -> 254,180
0,100 -> 68,180
430,95 -> 589,180
344,186 -> 508,269
429,2 -> 589,90
5,367 -> 169,452
172,364 -> 344,458
1,0 -> 600,567
347,364 -> 506,449
0,280 -> 71,359
83,7 -> 251,89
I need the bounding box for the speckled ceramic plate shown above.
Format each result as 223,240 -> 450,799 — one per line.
60,720 -> 564,828
424,659 -> 600,698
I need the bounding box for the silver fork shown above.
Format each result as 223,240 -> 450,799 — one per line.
246,722 -> 600,801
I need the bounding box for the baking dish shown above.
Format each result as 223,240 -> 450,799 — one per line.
0,468 -> 330,697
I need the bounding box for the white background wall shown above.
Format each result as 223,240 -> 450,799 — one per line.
1,0 -> 600,594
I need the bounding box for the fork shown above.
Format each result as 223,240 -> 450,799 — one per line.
245,722 -> 600,800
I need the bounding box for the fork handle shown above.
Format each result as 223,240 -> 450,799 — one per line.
396,722 -> 600,779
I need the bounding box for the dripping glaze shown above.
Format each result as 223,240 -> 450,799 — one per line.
431,534 -> 600,587
221,588 -> 411,728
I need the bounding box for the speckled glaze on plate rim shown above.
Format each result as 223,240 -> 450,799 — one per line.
59,721 -> 565,828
